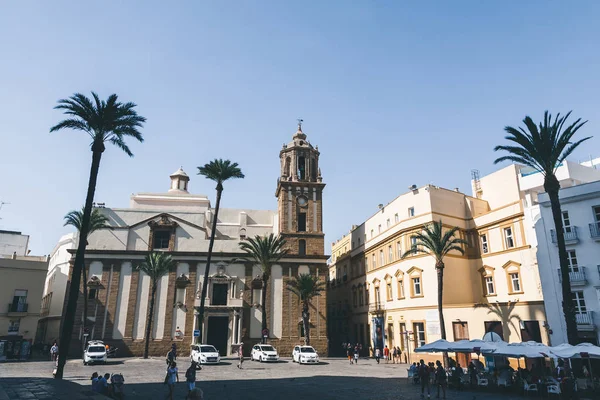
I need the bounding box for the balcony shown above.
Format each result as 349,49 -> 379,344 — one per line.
8,303 -> 28,317
557,267 -> 587,286
368,302 -> 385,314
551,227 -> 579,245
576,311 -> 595,331
589,222 -> 600,241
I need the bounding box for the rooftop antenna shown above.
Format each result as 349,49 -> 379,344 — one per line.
0,201 -> 9,220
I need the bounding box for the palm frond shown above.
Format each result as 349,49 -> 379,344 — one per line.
238,234 -> 288,277
198,159 -> 245,187
137,252 -> 174,282
63,207 -> 111,237
286,273 -> 326,302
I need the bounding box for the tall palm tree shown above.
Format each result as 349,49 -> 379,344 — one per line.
137,252 -> 174,359
238,234 -> 288,343
51,92 -> 145,379
494,111 -> 590,344
196,159 -> 244,341
63,207 -> 111,337
402,220 -> 466,366
286,273 -> 325,346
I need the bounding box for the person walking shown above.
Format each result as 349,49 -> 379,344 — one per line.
419,359 -> 431,399
347,346 -> 353,365
166,344 -> 177,366
383,345 -> 390,363
397,347 -> 403,363
50,342 -> 58,361
165,361 -> 179,400
353,345 -> 359,364
435,360 -> 447,399
392,347 -> 397,364
237,343 -> 244,369
185,361 -> 198,399
375,347 -> 381,364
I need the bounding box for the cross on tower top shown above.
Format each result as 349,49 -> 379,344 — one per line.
297,118 -> 303,131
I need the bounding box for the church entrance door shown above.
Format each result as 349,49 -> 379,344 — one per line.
207,316 -> 229,356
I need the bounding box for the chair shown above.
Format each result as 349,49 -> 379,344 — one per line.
524,382 -> 538,396
477,375 -> 489,387
547,384 -> 561,396
576,378 -> 587,390
497,376 -> 511,388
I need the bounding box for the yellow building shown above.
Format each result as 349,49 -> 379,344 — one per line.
0,252 -> 48,360
327,165 -> 549,363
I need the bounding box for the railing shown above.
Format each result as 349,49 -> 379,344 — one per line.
576,311 -> 594,325
551,227 -> 579,243
589,222 -> 600,239
8,303 -> 28,313
557,267 -> 587,284
368,302 -> 385,313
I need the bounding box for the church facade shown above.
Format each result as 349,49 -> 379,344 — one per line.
63,124 -> 328,357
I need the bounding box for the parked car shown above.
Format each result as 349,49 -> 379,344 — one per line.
83,340 -> 107,365
190,344 -> 221,365
292,345 -> 319,364
251,344 -> 280,362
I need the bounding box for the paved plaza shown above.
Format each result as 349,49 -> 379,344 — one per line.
0,357 -> 561,400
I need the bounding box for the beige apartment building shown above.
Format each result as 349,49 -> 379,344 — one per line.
327,165 -> 551,363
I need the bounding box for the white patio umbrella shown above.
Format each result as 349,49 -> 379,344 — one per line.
549,343 -> 600,359
449,339 -> 501,354
414,339 -> 453,353
485,341 -> 553,358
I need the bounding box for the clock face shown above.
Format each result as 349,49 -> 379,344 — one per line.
297,196 -> 308,207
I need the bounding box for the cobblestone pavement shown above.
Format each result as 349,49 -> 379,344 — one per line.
0,357 -> 589,399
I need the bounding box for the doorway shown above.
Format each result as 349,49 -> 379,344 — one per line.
207,316 -> 229,356
452,322 -> 470,367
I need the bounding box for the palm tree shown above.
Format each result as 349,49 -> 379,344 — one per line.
402,220 -> 466,366
196,159 -> 244,341
238,234 -> 288,343
63,207 -> 111,338
286,273 -> 325,346
137,252 -> 174,359
494,111 -> 590,344
50,92 -> 145,379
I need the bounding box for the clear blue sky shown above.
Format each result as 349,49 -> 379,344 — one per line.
1,1 -> 599,254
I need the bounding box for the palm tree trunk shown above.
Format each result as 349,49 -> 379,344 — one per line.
436,262 -> 449,368
144,284 -> 157,359
55,145 -> 103,380
82,264 -> 88,344
302,301 -> 310,346
197,186 -> 223,342
261,274 -> 269,344
545,175 -> 578,344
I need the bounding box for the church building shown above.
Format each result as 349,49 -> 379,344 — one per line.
61,124 -> 328,357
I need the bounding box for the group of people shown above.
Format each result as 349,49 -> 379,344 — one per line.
409,359 -> 448,399
345,343 -> 362,364
164,344 -> 204,400
374,345 -> 403,364
90,372 -> 125,398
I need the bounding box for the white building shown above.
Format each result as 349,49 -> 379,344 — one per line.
0,230 -> 30,256
535,180 -> 600,345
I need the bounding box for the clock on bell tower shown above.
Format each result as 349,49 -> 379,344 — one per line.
275,121 -> 325,256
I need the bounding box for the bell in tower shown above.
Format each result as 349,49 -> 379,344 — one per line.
169,167 -> 190,193
276,121 -> 325,256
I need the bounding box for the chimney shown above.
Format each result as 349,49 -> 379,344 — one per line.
378,204 -> 384,210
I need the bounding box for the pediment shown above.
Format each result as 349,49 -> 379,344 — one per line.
128,212 -> 206,232
501,261 -> 521,271
406,266 -> 423,275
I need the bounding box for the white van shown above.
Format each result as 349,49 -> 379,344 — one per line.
83,340 -> 107,365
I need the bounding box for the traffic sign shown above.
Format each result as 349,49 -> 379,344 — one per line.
193,330 -> 200,337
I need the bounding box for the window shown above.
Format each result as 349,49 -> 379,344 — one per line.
211,283 -> 228,305
397,242 -> 402,259
375,286 -> 381,304
410,236 -> 417,251
380,249 -> 385,266
353,289 -> 358,307
351,241 -> 354,249
484,276 -> 495,295
572,291 -> 587,313
365,285 -> 370,304
386,282 -> 393,301
370,230 -> 374,239
594,206 -> 600,222
298,239 -> 306,256
412,277 -> 422,296
386,219 -> 391,228
378,224 -> 382,234
88,288 -> 98,299
153,230 -> 171,249
413,322 -> 426,347
12,290 -> 27,312
520,321 -> 542,342
484,321 -> 504,340
504,227 -> 514,248
509,272 -> 521,292
298,213 -> 307,232
372,254 -> 376,269
408,207 -> 415,217
395,213 -> 399,223
397,277 -> 405,299
8,319 -> 20,334
562,211 -> 572,233
358,237 -> 361,245
399,323 -> 407,350
388,245 -> 393,262
567,250 -> 578,272
358,288 -> 364,306
239,228 -> 247,240
365,257 -> 369,272
480,234 -> 489,254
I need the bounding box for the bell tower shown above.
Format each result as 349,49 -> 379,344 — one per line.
275,121 -> 325,256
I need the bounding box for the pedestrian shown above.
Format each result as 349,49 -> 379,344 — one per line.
99,373 -> 110,396
419,359 -> 431,399
435,360 -> 447,399
90,372 -> 99,392
392,347 -> 397,364
375,347 -> 381,364
185,361 -> 197,399
397,347 -> 403,363
237,343 -> 244,369
50,342 -> 58,361
165,361 -> 179,400
166,345 -> 177,366
383,345 -> 390,363
353,345 -> 359,364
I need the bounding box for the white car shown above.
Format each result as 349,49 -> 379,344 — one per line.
190,344 -> 221,365
83,340 -> 107,365
251,344 -> 280,362
292,345 -> 319,364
